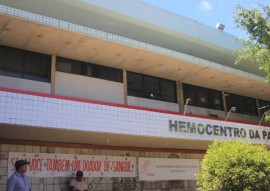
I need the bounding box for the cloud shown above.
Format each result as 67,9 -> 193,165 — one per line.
199,0 -> 213,11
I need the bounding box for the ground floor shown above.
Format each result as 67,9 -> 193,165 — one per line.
0,140 -> 204,191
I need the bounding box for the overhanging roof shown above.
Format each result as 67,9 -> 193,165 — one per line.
0,4 -> 269,101
0,0 -> 265,77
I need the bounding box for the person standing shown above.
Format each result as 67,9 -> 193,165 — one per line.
6,159 -> 31,191
69,171 -> 88,191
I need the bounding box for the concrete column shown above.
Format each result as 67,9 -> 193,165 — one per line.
50,55 -> 56,94
176,81 -> 184,112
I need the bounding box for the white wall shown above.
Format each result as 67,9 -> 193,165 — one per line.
128,96 -> 179,112
1,90 -> 269,145
186,106 -> 226,119
225,113 -> 262,124
55,72 -> 124,104
0,76 -> 51,94
186,105 -> 266,124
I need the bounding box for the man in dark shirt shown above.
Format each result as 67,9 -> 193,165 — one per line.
6,160 -> 31,191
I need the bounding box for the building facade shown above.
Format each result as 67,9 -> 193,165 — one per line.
0,0 -> 270,190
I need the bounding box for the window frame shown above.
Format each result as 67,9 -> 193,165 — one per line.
0,45 -> 51,82
56,57 -> 123,83
183,83 -> 224,111
225,93 -> 258,116
127,71 -> 177,103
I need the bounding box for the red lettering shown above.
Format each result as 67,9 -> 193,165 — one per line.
72,160 -> 81,171
82,160 -> 101,172
46,159 -> 70,171
113,161 -> 131,172
29,159 -> 43,171
104,161 -> 110,172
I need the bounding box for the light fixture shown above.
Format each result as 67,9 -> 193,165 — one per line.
183,98 -> 191,115
258,111 -> 269,126
216,23 -> 225,30
225,107 -> 237,121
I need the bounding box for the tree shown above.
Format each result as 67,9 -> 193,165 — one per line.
233,4 -> 270,121
197,140 -> 270,191
233,4 -> 270,82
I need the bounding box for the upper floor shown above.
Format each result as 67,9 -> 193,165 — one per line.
0,45 -> 269,126
0,1 -> 270,125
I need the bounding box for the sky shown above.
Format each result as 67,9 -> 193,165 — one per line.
141,0 -> 270,38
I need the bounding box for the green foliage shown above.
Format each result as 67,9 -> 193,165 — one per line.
233,4 -> 270,83
266,112 -> 270,121
197,140 -> 270,191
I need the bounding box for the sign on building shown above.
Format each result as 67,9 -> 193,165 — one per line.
8,152 -> 136,178
139,158 -> 199,180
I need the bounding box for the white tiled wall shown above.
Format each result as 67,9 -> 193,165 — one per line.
0,90 -> 268,145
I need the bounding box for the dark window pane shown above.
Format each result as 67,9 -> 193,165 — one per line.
57,57 -> 122,82
246,98 -> 257,115
56,58 -> 72,73
128,72 -> 175,102
196,87 -> 208,107
183,84 -> 196,106
71,61 -> 81,75
5,48 -> 23,77
210,91 -> 223,110
225,94 -> 235,111
127,72 -> 143,91
235,96 -> 246,114
24,51 -> 51,82
91,64 -> 102,78
160,80 -> 176,102
80,63 -> 88,76
226,93 -> 257,116
183,84 -> 223,110
144,76 -> 160,99
0,46 -> 6,70
57,57 -> 88,76
127,72 -> 144,97
102,67 -> 122,82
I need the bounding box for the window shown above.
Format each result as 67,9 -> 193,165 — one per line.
127,72 -> 143,97
182,84 -> 196,106
127,72 -> 176,103
92,64 -> 122,82
258,100 -> 270,116
144,76 -> 160,99
24,51 -> 51,81
225,93 -> 257,116
0,45 -> 51,82
56,57 -> 123,83
183,83 -> 223,110
210,91 -> 223,110
160,79 -> 177,102
56,57 -> 90,76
